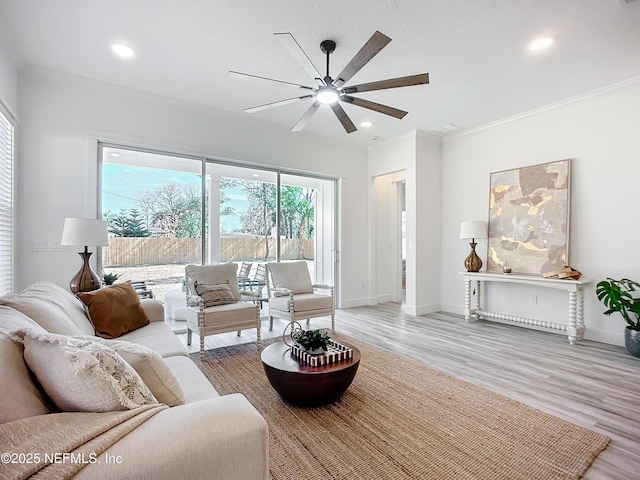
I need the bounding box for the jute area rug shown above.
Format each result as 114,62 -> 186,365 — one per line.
191,334 -> 609,480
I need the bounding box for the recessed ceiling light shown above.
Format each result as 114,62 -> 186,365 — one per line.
110,152 -> 120,157
360,121 -> 373,128
111,43 -> 135,58
252,173 -> 260,177
528,36 -> 554,51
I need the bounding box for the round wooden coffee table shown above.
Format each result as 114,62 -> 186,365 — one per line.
261,340 -> 361,406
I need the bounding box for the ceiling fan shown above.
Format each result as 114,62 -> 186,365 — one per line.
229,31 -> 429,134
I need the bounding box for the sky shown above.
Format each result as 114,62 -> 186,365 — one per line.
102,163 -> 245,232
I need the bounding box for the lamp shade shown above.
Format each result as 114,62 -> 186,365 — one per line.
61,218 -> 109,246
459,221 -> 487,240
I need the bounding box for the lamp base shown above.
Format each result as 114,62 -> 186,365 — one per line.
464,242 -> 483,272
70,250 -> 101,294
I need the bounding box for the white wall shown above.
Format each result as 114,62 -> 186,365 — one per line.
368,130 -> 441,316
440,79 -> 640,345
15,67 -> 369,307
0,38 -> 18,115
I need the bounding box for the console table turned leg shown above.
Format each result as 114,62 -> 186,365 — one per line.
464,280 -> 472,321
567,291 -> 578,345
474,280 -> 481,318
576,287 -> 585,341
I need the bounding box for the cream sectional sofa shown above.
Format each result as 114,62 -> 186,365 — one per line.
0,281 -> 269,480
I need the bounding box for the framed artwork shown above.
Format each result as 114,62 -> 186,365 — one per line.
487,159 -> 571,275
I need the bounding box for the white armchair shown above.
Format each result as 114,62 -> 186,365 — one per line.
185,263 -> 261,358
266,261 -> 335,332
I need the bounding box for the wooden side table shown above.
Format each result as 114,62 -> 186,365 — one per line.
261,340 -> 361,406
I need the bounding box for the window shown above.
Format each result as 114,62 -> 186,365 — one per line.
0,108 -> 14,295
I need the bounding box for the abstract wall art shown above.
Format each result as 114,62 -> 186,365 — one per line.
487,159 -> 571,275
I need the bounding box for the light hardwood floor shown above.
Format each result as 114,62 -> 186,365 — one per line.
174,303 -> 640,480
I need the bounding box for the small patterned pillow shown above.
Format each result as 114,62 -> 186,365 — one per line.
194,281 -> 236,307
14,329 -> 157,412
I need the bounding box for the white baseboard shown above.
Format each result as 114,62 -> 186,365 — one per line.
405,302 -> 440,317
340,297 -> 373,308
376,294 -> 395,303
440,303 -> 464,316
583,328 -> 624,347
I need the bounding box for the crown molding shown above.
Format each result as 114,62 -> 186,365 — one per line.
444,75 -> 640,141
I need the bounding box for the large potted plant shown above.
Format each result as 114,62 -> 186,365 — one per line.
596,278 -> 640,358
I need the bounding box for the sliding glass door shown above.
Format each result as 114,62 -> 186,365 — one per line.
100,144 -> 336,311
279,173 -> 335,287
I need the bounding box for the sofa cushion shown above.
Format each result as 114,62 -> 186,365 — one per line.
0,305 -> 47,336
268,261 -> 313,294
186,263 -> 241,301
195,281 -> 236,307
75,335 -> 186,407
118,321 -> 188,358
163,355 -> 219,403
16,329 -> 157,412
0,281 -> 94,335
0,335 -> 50,424
270,292 -> 333,312
76,281 -> 150,339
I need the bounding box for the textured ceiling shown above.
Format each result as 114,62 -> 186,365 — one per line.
1,0 -> 639,145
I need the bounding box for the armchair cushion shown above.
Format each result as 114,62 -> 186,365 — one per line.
268,261 -> 313,294
190,302 -> 258,326
270,293 -> 333,313
186,263 -> 241,301
77,282 -> 150,339
194,281 -> 236,307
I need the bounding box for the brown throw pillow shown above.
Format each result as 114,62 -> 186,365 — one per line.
194,281 -> 236,307
76,281 -> 150,339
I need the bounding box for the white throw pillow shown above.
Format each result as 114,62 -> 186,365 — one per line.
15,329 -> 157,412
74,335 -> 186,407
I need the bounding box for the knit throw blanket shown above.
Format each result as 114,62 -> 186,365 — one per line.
0,404 -> 166,480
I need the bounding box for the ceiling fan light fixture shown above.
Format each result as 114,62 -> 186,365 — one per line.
316,87 -> 339,104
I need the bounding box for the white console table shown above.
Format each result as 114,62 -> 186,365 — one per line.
461,272 -> 592,344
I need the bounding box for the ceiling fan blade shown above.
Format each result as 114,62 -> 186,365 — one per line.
292,101 -> 320,131
341,95 -> 408,119
275,33 -> 324,83
228,71 -> 313,91
330,103 -> 357,133
333,31 -> 392,88
342,73 -> 429,94
244,95 -> 313,113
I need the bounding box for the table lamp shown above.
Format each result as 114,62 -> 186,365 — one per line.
61,217 -> 109,293
459,221 -> 487,272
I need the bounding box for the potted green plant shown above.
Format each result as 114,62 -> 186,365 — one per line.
596,278 -> 640,358
292,329 -> 331,355
103,272 -> 121,286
